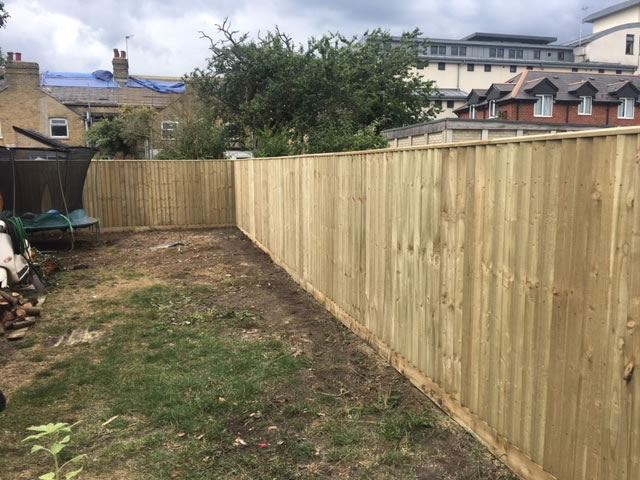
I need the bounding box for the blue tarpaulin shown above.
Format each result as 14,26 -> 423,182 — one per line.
42,70 -> 119,88
126,77 -> 186,94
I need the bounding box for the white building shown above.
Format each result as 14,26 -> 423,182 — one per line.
408,1 -> 640,118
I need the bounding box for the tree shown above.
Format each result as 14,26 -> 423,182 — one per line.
0,2 -> 9,67
156,115 -> 227,159
0,2 -> 8,29
191,22 -> 438,155
85,106 -> 157,158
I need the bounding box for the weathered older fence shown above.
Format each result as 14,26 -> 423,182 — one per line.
234,127 -> 640,480
82,160 -> 235,230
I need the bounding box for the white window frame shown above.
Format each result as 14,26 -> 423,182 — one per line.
161,121 -> 179,140
618,97 -> 635,119
578,96 -> 592,116
49,118 -> 69,138
488,100 -> 497,118
533,94 -> 553,117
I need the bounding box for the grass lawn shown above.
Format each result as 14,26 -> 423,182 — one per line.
0,229 -> 517,479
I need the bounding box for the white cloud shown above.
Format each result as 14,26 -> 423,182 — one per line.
0,0 -> 614,76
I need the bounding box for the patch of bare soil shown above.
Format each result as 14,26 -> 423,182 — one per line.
2,228 -> 515,479
75,229 -> 512,477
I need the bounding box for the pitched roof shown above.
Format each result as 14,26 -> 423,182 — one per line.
583,0 -> 640,23
457,70 -> 640,111
42,83 -> 182,108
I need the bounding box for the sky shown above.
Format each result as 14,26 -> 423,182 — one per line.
0,0 -> 619,77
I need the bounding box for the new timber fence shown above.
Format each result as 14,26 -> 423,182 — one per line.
81,127 -> 640,480
234,127 -> 640,480
82,159 -> 235,230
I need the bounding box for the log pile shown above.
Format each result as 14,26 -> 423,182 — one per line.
0,290 -> 42,341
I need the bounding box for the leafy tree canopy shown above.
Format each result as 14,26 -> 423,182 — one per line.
156,114 -> 227,160
190,22 -> 438,155
0,2 -> 8,29
86,106 -> 157,158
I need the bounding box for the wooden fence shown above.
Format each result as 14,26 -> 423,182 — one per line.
82,160 -> 235,230
234,127 -> 640,480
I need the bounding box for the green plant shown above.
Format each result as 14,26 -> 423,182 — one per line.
23,422 -> 86,480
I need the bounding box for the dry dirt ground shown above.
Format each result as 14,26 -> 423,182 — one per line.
0,228 -> 516,480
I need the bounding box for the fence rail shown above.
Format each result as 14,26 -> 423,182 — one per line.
234,127 -> 640,480
82,159 -> 235,230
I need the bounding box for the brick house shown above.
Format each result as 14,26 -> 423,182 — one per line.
0,50 -> 192,155
455,71 -> 640,127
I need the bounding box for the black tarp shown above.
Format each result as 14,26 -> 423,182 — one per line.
0,147 -> 95,215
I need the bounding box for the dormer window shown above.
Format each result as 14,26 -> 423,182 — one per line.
488,100 -> 497,118
618,97 -> 635,119
578,96 -> 592,116
534,95 -> 553,117
470,105 -> 477,119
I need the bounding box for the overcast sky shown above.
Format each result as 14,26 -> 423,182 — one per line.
0,0 -> 619,77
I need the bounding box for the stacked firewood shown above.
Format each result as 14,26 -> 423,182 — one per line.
0,291 -> 42,341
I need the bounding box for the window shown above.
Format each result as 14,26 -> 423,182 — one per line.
508,48 -> 523,59
470,105 -> 477,119
626,34 -> 635,55
438,62 -> 446,70
516,49 -> 523,59
451,46 -> 458,56
508,49 -> 516,59
616,69 -> 623,74
489,100 -> 497,118
447,100 -> 455,109
598,69 -> 605,73
578,96 -> 592,115
489,47 -> 496,57
484,64 -> 492,72
533,95 -> 553,117
497,48 -> 504,58
434,100 -> 443,109
558,51 -> 565,61
49,118 -> 68,138
572,68 -> 579,72
618,97 -> 635,119
161,121 -> 179,140
526,66 -> 534,70
510,65 -> 517,73
439,45 -> 446,55
459,46 -> 466,56
430,45 -> 439,55
533,50 -> 541,60
467,63 -> 475,71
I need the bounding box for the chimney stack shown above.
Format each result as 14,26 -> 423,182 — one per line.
112,47 -> 129,84
4,54 -> 40,88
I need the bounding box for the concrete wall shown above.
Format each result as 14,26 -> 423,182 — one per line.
585,26 -> 640,69
591,6 -> 640,33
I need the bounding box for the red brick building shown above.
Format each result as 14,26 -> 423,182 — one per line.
455,71 -> 640,127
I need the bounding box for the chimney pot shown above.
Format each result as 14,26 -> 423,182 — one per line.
120,50 -> 126,59
15,52 -> 22,62
7,51 -> 13,62
113,48 -> 120,58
